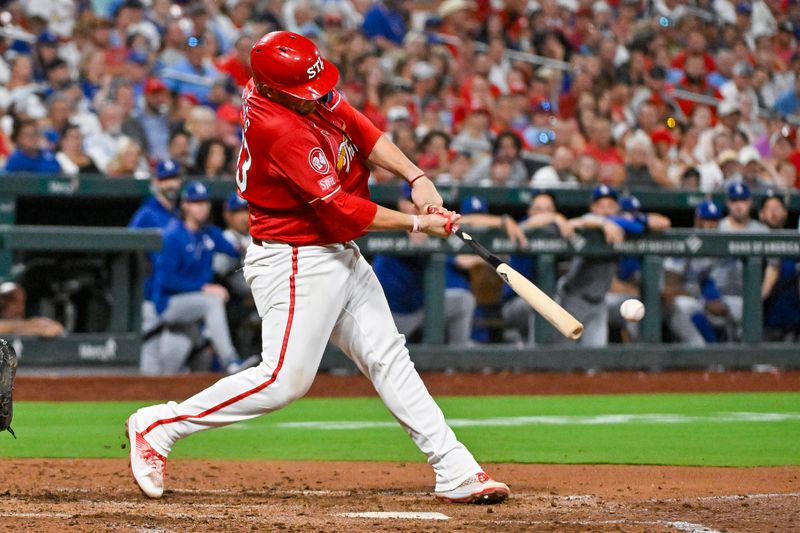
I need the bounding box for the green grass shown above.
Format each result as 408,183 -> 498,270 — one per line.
1,393 -> 798,466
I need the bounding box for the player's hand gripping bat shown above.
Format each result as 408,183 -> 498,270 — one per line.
453,228 -> 584,340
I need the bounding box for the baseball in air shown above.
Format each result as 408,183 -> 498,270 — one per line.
620,299 -> 645,322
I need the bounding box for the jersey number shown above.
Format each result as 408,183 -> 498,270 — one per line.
236,133 -> 251,192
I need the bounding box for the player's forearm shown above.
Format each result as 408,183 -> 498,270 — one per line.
460,214 -> 503,228
522,213 -> 557,229
366,135 -> 423,182
367,205 -> 417,232
761,264 -> 780,299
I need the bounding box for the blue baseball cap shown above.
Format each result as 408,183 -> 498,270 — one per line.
736,2 -> 752,15
181,181 -> 210,202
620,195 -> 642,213
695,200 -> 722,220
37,31 -> 59,46
127,50 -> 149,65
155,159 -> 181,180
459,196 -> 489,215
225,192 -> 248,212
591,184 -> 618,202
727,182 -> 751,201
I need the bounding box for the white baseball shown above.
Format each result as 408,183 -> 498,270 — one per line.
620,298 -> 645,322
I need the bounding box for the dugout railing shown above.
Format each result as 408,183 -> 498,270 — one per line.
0,175 -> 798,370
0,224 -> 798,371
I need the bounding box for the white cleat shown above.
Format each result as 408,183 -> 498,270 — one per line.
435,472 -> 510,504
126,414 -> 167,499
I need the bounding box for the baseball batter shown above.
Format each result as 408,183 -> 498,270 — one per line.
126,31 -> 509,505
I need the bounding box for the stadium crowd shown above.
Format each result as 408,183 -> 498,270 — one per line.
0,0 -> 799,370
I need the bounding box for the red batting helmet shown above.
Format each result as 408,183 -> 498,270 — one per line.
250,31 -> 339,100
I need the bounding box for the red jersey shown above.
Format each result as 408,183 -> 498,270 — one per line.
236,81 -> 382,246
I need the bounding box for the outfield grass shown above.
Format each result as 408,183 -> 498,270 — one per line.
1,393 -> 798,466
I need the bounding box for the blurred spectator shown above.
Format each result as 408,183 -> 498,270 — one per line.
106,138 -> 148,178
464,130 -> 529,187
624,131 -> 671,188
4,120 -> 61,174
167,129 -> 192,170
149,181 -> 247,374
582,117 -> 624,186
0,282 -> 64,337
681,166 -> 701,190
605,195 -> 671,343
32,31 -> 61,82
213,192 -> 251,282
721,182 -> 768,232
116,83 -> 147,146
774,75 -> 800,116
726,145 -> 773,191
43,93 -> 75,144
126,78 -> 172,162
720,62 -> 757,114
362,1 -> 407,48
662,200 -> 724,346
55,124 -> 99,175
556,185 -> 645,347
759,191 -> 800,341
435,150 -> 471,185
502,191 -> 572,344
521,100 -> 556,150
129,158 -> 182,373
530,146 -> 578,188
706,183 -> 770,339
416,130 -> 452,180
215,33 -> 253,88
184,105 -> 219,165
213,191 -> 257,356
675,53 -> 721,118
191,139 -> 233,180
162,35 -> 222,104
575,154 -> 600,186
84,101 -> 128,173
451,103 -> 493,165
775,160 -> 797,191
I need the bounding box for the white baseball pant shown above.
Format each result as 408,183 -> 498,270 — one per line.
133,241 -> 482,491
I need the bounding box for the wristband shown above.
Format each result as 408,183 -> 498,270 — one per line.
411,215 -> 421,233
408,173 -> 426,185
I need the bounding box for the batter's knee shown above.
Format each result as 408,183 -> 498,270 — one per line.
256,366 -> 316,409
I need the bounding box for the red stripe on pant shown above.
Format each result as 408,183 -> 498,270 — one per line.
142,247 -> 299,437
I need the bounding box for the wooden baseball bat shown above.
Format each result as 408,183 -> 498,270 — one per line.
453,228 -> 584,340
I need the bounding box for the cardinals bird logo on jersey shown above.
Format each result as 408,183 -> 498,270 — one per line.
336,139 -> 356,173
308,147 -> 330,175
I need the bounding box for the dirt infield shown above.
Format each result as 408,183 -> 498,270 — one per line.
1,460 -> 798,532
4,370 -> 799,532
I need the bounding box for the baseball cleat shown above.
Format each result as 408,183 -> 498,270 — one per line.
126,414 -> 167,498
435,472 -> 510,504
